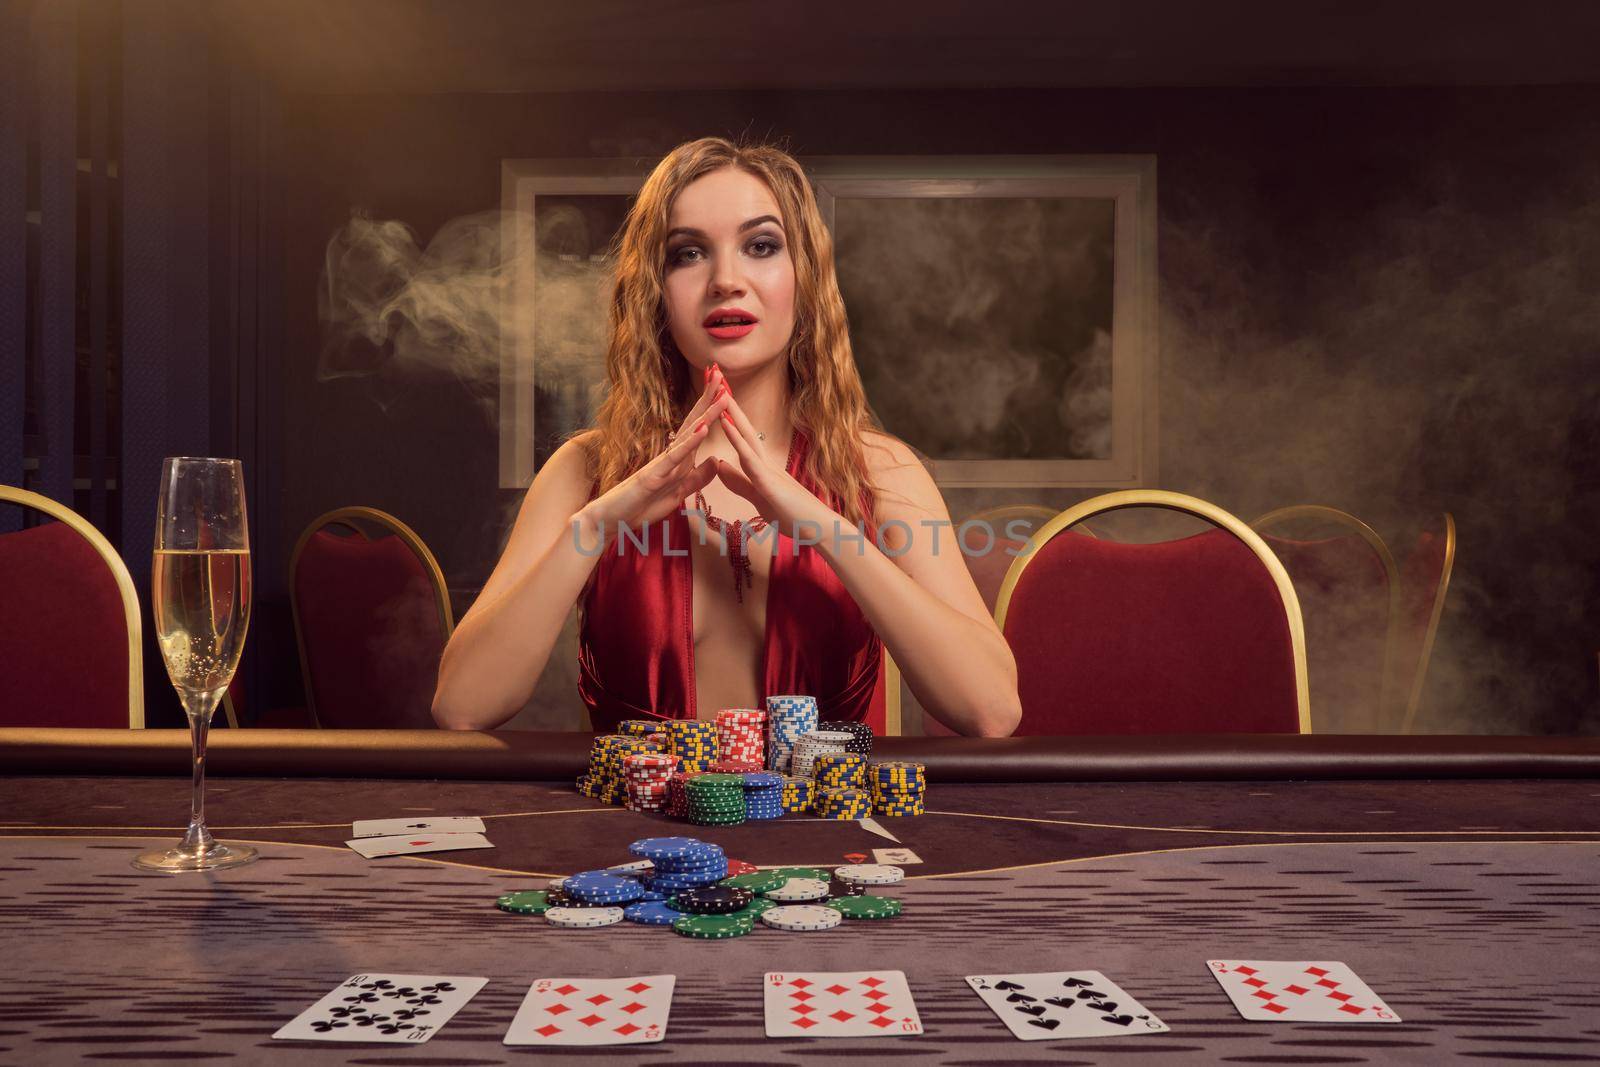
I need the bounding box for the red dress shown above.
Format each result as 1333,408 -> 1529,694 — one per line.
577,427 -> 883,732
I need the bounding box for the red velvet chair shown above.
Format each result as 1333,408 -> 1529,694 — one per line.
1394,513 -> 1456,734
290,507 -> 454,729
0,487 -> 143,727
996,490 -> 1309,735
1253,506 -> 1401,734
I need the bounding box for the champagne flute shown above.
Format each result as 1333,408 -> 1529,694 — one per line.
133,458 -> 258,873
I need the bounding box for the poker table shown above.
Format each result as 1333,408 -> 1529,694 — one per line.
3,728 -> 1599,1065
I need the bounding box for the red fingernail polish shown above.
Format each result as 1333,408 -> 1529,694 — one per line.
693,418 -> 705,432
703,366 -> 711,383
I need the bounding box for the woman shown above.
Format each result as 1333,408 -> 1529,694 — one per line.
432,137 -> 1021,737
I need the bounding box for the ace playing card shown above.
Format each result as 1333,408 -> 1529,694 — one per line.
1208,960 -> 1401,1022
503,975 -> 675,1046
764,971 -> 923,1038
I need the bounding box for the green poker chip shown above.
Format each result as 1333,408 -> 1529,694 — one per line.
672,913 -> 754,939
763,867 -> 831,884
824,894 -> 903,920
720,870 -> 789,894
730,897 -> 778,920
495,890 -> 553,915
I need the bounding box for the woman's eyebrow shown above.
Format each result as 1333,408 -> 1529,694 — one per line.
665,215 -> 783,241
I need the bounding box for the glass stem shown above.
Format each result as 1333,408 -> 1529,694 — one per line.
179,689 -> 222,855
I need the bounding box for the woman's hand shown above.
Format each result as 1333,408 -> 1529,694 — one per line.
712,391 -> 833,542
579,367 -> 731,543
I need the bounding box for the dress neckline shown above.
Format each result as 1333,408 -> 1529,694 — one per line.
682,427 -> 802,721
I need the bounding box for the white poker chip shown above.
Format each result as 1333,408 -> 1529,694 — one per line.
834,864 -> 904,885
545,876 -> 568,890
761,904 -> 844,932
545,906 -> 624,928
764,877 -> 831,902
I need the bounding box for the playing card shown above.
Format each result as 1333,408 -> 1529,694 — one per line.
872,847 -> 922,865
345,832 -> 493,859
504,975 -> 674,1046
273,973 -> 488,1043
764,971 -> 923,1037
1207,960 -> 1401,1022
966,971 -> 1169,1040
351,816 -> 486,838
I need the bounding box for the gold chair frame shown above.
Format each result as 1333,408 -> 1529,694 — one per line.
1251,505 -> 1403,733
0,487 -> 144,728
994,489 -> 1312,734
289,506 -> 455,729
1399,513 -> 1456,735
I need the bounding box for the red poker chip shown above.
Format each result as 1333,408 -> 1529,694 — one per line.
724,858 -> 760,876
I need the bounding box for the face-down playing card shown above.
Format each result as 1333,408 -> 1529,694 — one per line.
504,975 -> 675,1045
764,971 -> 923,1037
966,971 -> 1169,1040
273,973 -> 488,1043
1208,960 -> 1401,1022
350,816 -> 486,838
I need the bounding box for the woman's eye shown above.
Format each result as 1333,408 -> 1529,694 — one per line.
669,247 -> 700,266
750,237 -> 781,256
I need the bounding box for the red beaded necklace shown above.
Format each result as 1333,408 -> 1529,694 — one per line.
692,429 -> 798,604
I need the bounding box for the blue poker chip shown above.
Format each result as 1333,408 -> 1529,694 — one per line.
629,837 -> 714,862
742,772 -> 783,787
563,872 -> 647,904
639,888 -> 668,902
623,900 -> 682,925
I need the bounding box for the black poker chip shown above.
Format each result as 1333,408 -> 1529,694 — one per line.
672,884 -> 755,915
544,887 -> 613,909
818,720 -> 874,756
827,876 -> 866,900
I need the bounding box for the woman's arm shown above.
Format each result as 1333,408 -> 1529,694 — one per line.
431,435 -> 604,730
812,434 -> 1023,737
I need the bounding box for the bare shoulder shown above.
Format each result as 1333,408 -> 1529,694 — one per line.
860,429 -> 940,518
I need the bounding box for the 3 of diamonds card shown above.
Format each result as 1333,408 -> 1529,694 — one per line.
764,970 -> 923,1037
966,970 -> 1169,1040
1207,960 -> 1401,1022
504,975 -> 674,1046
273,973 -> 488,1043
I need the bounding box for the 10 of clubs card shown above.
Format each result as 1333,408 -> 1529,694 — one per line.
1207,960 -> 1401,1022
273,974 -> 488,1043
764,971 -> 923,1037
965,971 -> 1169,1040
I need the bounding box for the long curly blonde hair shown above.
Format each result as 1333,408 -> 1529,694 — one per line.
575,136 -> 884,530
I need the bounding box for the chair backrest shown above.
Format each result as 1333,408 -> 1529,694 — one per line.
1252,506 -> 1402,733
0,487 -> 143,727
996,490 -> 1309,735
1396,513 -> 1456,734
290,507 -> 453,729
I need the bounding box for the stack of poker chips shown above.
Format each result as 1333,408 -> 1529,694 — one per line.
779,775 -> 816,814
818,720 -> 874,757
789,729 -> 853,778
812,752 -> 867,790
684,773 -> 747,826
812,785 -> 873,820
871,761 -> 927,816
666,719 -> 719,773
630,837 -> 728,897
765,694 -> 819,772
714,708 -> 766,770
741,771 -> 784,820
616,719 -> 659,739
577,734 -> 663,804
622,752 -> 678,813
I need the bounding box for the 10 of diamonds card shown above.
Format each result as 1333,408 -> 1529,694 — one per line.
1207,960 -> 1401,1022
764,971 -> 923,1037
966,971 -> 1169,1040
504,975 -> 675,1046
273,973 -> 488,1043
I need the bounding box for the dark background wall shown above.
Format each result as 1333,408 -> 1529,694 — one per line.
271,86 -> 1600,734
6,1 -> 1597,733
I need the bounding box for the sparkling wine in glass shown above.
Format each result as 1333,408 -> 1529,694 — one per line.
133,457 -> 258,873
